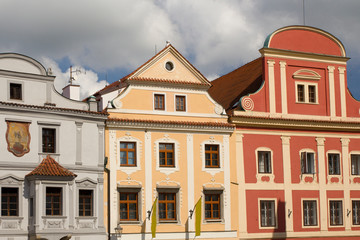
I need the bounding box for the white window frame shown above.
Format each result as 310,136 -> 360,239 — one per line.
328,199 -> 344,227
299,149 -> 316,176
43,183 -> 66,217
118,187 -> 142,224
174,94 -> 187,112
38,121 -> 61,157
117,136 -> 142,175
295,81 -> 318,104
352,198 -> 360,226
203,189 -> 224,223
258,198 -> 277,229
0,175 -> 23,219
154,136 -> 179,175
157,188 -> 180,223
350,152 -> 360,176
164,60 -> 175,72
153,92 -> 166,111
327,151 -> 341,176
201,139 -> 224,175
75,178 -> 97,218
301,198 -> 319,228
255,147 -> 274,183
8,80 -> 24,102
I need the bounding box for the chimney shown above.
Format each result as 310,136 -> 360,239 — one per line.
88,96 -> 98,112
62,84 -> 80,101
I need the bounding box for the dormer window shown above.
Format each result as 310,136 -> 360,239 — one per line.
296,83 -> 317,104
10,83 -> 22,100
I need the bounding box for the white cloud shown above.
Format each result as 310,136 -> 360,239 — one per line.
41,57 -> 108,100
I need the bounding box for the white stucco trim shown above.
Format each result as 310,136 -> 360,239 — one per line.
339,67 -> 347,118
280,61 -> 288,114
186,134 -> 194,231
301,198 -> 319,228
116,134 -> 142,175
255,147 -> 275,183
200,138 -> 224,176
267,60 -> 276,114
328,66 -> 336,117
154,135 -> 180,175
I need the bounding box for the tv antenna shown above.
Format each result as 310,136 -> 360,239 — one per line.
69,66 -> 86,85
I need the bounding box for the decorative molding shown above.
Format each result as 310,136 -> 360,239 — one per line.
200,137 -> 224,176
154,135 -> 180,175
117,135 -> 142,175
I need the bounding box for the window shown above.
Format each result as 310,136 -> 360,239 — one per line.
10,83 -> 22,100
42,128 -> 56,153
260,200 -> 276,227
353,200 -> 360,225
46,187 -> 62,216
351,154 -> 360,175
205,193 -> 221,220
79,190 -> 93,217
301,152 -> 315,174
258,151 -> 272,173
329,200 -> 343,226
1,188 -> 18,216
119,192 -> 138,221
303,200 -> 317,226
120,142 -> 136,166
165,61 -> 174,71
154,94 -> 165,110
159,143 -> 174,167
296,83 -> 317,104
175,96 -> 186,111
205,144 -> 219,168
328,153 -> 340,175
158,192 -> 176,221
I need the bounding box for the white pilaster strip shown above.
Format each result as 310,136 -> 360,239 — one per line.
328,66 -> 336,117
268,60 -> 276,114
97,123 -> 105,167
145,131 -> 152,232
75,122 -> 83,165
236,133 -> 247,235
109,130 -> 117,234
280,61 -> 288,114
339,67 -> 347,118
187,134 -> 194,232
281,136 -> 293,232
316,137 -> 327,232
341,138 -> 351,231
223,135 -> 231,230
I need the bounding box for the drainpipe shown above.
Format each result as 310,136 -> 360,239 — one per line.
104,157 -> 111,240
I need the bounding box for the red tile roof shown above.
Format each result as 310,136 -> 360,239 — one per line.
128,77 -> 209,86
208,58 -> 264,112
107,117 -> 234,128
26,155 -> 77,177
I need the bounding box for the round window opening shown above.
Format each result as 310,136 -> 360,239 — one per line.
165,61 -> 174,71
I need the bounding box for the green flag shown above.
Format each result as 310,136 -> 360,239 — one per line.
195,197 -> 202,236
151,198 -> 157,238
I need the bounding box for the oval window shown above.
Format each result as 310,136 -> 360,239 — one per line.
165,61 -> 174,71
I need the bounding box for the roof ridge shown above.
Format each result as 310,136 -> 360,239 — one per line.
26,155 -> 77,177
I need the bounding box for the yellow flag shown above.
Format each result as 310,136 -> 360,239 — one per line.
151,198 -> 157,238
195,197 -> 202,236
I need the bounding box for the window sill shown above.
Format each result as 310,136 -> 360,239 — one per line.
204,219 -> 223,223
75,216 -> 97,220
119,220 -> 141,225
159,220 -> 179,224
0,216 -> 23,220
42,215 -> 67,219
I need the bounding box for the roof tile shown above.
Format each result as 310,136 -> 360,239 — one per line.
26,155 -> 77,177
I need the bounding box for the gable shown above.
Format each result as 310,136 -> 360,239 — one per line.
129,45 -> 210,86
0,53 -> 47,75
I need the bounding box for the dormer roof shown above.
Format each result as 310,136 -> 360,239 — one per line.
26,155 -> 76,178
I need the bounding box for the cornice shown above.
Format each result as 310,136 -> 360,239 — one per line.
231,115 -> 360,133
259,48 -> 349,65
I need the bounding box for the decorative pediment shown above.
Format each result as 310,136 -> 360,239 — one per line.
293,69 -> 321,80
0,174 -> 23,185
75,178 -> 97,187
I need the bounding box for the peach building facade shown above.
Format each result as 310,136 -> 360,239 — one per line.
96,45 -> 237,239
210,26 -> 360,239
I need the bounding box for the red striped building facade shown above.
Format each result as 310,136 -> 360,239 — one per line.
210,26 -> 360,239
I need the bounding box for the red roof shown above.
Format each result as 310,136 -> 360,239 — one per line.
26,155 -> 77,177
208,58 -> 264,112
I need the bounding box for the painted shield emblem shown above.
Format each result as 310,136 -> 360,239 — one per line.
6,121 -> 31,157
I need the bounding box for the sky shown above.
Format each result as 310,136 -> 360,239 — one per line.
1,0 -> 360,100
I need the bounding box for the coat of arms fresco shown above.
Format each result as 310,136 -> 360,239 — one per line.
6,121 -> 31,157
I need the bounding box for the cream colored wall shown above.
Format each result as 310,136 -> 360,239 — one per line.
138,52 -> 200,83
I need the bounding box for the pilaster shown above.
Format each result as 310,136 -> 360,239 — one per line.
316,137 -> 327,232
281,136 -> 293,232
280,61 -> 288,114
341,138 -> 351,231
328,66 -> 336,118
338,67 -> 347,118
236,133 -> 247,234
187,134 -> 194,231
145,131 -> 152,232
223,135 -> 231,230
267,60 -> 276,114
75,122 -> 83,165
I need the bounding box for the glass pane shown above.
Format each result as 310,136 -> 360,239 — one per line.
159,144 -> 165,150
213,210 -> 219,218
167,203 -> 174,211
128,143 -> 135,149
128,152 -> 134,158
159,203 -> 165,210
128,158 -> 135,165
167,144 -> 173,150
129,203 -> 137,211
205,210 -> 211,218
120,212 -> 128,220
120,194 -> 127,200
129,211 -> 137,219
167,194 -> 174,200
159,194 -> 165,200
159,211 -> 166,219
120,143 -> 127,149
167,210 -> 175,219
213,204 -> 219,210
129,193 -> 137,200
205,203 -> 211,210
120,203 -> 127,211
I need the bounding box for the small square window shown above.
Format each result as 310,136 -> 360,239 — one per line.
296,83 -> 317,104
1,187 -> 18,216
79,190 -> 93,217
205,144 -> 220,168
329,200 -> 343,226
159,143 -> 174,167
258,151 -> 271,173
154,94 -> 165,110
10,83 -> 22,100
46,187 -> 62,216
120,142 -> 136,166
328,153 -> 340,175
175,96 -> 186,111
301,152 -> 315,174
351,154 -> 360,175
303,200 -> 317,226
158,192 -> 176,221
42,128 -> 56,153
260,200 -> 276,227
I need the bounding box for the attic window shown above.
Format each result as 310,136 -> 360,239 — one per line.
10,83 -> 22,100
165,61 -> 174,71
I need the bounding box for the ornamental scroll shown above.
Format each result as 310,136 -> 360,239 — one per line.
6,121 -> 31,157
